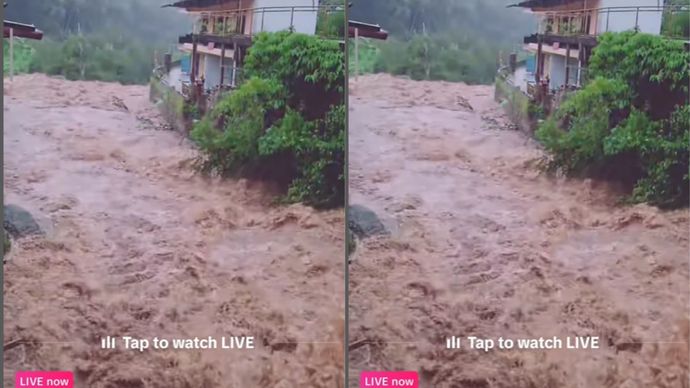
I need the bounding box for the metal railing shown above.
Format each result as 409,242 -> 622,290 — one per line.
191,5 -> 344,39
536,5 -> 689,38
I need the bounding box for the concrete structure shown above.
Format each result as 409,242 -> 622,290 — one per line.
163,0 -> 332,94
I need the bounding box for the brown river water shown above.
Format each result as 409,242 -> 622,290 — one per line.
3,74 -> 344,388
348,74 -> 689,388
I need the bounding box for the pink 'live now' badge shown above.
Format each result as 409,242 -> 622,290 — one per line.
16,371 -> 74,388
360,371 -> 419,388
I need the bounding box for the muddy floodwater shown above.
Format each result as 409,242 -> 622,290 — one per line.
348,74 -> 689,388
3,74 -> 344,388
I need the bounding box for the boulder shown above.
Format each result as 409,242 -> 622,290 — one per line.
348,204 -> 389,239
4,204 -> 44,238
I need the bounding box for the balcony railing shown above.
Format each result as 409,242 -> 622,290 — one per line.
536,5 -> 689,38
191,5 -> 344,39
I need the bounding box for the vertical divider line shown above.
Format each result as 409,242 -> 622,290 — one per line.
343,2 -> 351,387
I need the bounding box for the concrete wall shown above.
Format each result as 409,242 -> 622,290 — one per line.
596,0 -> 663,34
252,0 -> 318,34
495,74 -> 536,134
149,76 -> 190,134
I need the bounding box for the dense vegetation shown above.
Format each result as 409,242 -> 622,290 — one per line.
349,0 -> 535,84
537,32 -> 689,208
3,39 -> 34,74
191,31 -> 344,208
4,0 -> 187,84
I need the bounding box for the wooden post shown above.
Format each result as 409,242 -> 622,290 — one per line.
9,28 -> 14,82
219,43 -> 226,87
564,43 -> 571,88
354,27 -> 359,82
191,36 -> 198,85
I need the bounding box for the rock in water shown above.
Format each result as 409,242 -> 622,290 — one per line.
4,204 -> 44,238
3,229 -> 11,262
348,204 -> 389,239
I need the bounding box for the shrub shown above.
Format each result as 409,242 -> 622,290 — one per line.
191,77 -> 285,176
192,32 -> 344,208
536,32 -> 689,208
606,106 -> 689,207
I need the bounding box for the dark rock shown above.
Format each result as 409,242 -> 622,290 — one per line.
348,204 -> 389,239
3,229 -> 11,262
4,204 -> 44,238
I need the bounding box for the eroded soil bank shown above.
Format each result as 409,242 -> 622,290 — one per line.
3,74 -> 344,388
348,74 -> 689,388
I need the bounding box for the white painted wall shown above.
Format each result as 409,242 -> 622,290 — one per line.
251,0 -> 318,35
596,0 -> 663,34
203,54 -> 222,90
547,54 -> 580,89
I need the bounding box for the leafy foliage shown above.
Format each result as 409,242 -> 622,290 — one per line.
246,31 -> 344,92
3,39 -> 34,74
589,31 -> 688,118
191,77 -> 286,176
192,32 -> 344,208
537,32 -> 689,208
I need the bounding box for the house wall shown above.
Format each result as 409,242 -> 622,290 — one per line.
193,52 -> 237,89
596,0 -> 663,34
251,0 -> 318,34
203,54 -> 222,90
547,54 -> 580,89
